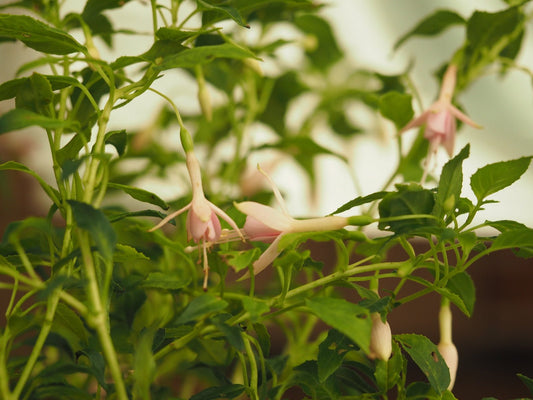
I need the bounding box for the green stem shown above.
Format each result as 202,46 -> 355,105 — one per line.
11,292 -> 60,400
79,232 -> 128,400
242,334 -> 259,400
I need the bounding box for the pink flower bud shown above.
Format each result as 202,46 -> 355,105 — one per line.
438,341 -> 458,390
368,313 -> 392,361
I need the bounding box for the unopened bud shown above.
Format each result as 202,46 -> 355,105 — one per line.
368,313 -> 392,361
438,341 -> 458,390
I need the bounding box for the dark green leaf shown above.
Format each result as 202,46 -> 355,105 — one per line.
141,271 -> 191,291
253,322 -> 271,357
190,384 -> 245,400
379,91 -> 414,130
176,294 -> 228,325
396,334 -> 450,394
15,73 -> 53,115
156,27 -> 199,43
446,271 -> 475,317
0,14 -> 85,54
306,297 -> 371,353
56,134 -> 85,166
211,314 -> 245,351
470,156 -> 532,202
378,184 -> 436,234
105,130 -> 127,156
51,303 -> 89,353
467,8 -> 523,53
490,228 -> 533,253
156,43 -> 259,70
330,191 -> 389,215
317,330 -> 352,383
375,341 -> 403,392
434,144 -> 469,219
294,14 -> 342,70
0,77 -> 26,101
68,200 -> 117,261
197,0 -> 249,28
394,10 -> 466,50
0,108 -> 79,134
107,182 -> 169,210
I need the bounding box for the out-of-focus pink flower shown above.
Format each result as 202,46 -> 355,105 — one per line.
150,151 -> 243,289
235,167 -> 350,277
400,64 -> 481,157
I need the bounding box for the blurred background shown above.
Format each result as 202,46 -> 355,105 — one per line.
1,0 -> 533,398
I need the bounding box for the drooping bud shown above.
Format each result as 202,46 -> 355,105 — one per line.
438,300 -> 458,390
438,341 -> 458,390
368,313 -> 392,361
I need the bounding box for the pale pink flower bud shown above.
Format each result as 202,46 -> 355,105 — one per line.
368,313 -> 392,361
438,341 -> 458,391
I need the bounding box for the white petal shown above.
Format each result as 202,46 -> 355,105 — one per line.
240,234 -> 283,279
235,201 -> 292,232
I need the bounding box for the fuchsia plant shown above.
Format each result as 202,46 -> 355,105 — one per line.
0,2 -> 533,400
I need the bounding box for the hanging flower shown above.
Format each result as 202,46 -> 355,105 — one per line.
150,151 -> 243,290
235,166 -> 371,277
399,64 -> 481,158
368,313 -> 393,361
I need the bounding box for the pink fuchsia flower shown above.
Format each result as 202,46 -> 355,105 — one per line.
150,151 -> 243,290
235,167 -> 366,277
399,64 -> 481,158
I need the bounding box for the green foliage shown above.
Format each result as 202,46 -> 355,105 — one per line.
0,1 -> 532,399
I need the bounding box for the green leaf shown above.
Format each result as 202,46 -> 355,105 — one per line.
470,156 -> 532,202
378,184 -> 436,234
189,384 -> 245,400
15,73 -> 53,115
379,91 -> 414,130
294,14 -> 342,70
395,334 -> 450,394
0,161 -> 60,204
0,108 -> 79,134
107,182 -> 169,210
394,10 -> 466,50
197,0 -> 249,28
156,42 -> 259,70
446,271 -> 475,317
0,14 -> 85,54
51,303 -> 89,353
306,297 -> 371,353
68,200 -> 117,261
434,144 -> 470,219
176,294 -> 228,325
518,373 -> 533,395
241,296 -> 269,322
104,130 -> 127,156
374,341 -> 403,392
317,330 -> 353,383
221,248 -> 261,273
56,134 -> 85,167
211,314 -> 245,351
253,323 -> 271,357
156,27 -> 199,43
466,8 -> 523,53
141,271 -> 191,291
330,191 -> 389,215
490,228 -> 533,253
